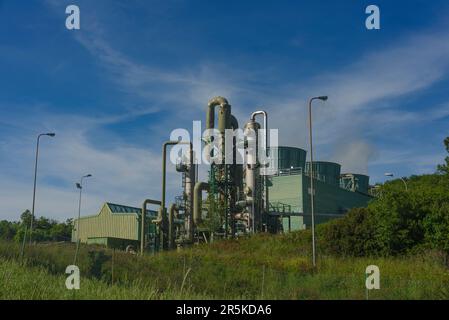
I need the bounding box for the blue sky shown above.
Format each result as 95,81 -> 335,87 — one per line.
1,0 -> 449,221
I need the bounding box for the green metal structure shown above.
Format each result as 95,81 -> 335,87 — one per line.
269,146 -> 307,171
72,202 -> 157,250
268,148 -> 373,232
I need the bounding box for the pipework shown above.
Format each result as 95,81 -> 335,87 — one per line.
250,110 -> 269,220
206,96 -> 231,132
193,182 -> 210,226
141,199 -> 161,255
168,203 -> 179,250
160,140 -> 194,250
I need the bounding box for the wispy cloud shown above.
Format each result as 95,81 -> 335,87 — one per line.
2,2 -> 449,221
0,109 -> 182,220
265,29 -> 449,178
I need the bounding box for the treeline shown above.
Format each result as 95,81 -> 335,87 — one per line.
319,137 -> 449,260
0,210 -> 72,242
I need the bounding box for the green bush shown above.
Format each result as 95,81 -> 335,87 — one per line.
319,208 -> 378,256
319,174 -> 449,257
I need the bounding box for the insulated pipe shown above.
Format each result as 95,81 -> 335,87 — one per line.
168,203 -> 179,250
206,96 -> 231,132
205,97 -> 231,167
161,141 -> 193,250
141,199 -> 161,255
193,182 -> 210,226
250,111 -> 269,214
230,114 -> 239,132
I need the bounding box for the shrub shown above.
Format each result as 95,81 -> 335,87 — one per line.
320,174 -> 449,257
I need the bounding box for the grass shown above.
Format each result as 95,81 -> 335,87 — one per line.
0,231 -> 448,299
0,258 -> 209,299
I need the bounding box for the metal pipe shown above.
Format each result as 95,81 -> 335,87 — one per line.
161,141 -> 193,250
141,199 -> 161,255
193,182 -> 210,225
206,96 -> 231,132
205,97 -> 231,167
168,203 -> 179,250
250,111 -> 269,218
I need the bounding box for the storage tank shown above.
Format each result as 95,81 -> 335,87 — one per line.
305,161 -> 341,186
268,146 -> 307,172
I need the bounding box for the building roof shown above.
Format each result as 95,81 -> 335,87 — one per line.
106,202 -> 157,216
74,202 -> 158,222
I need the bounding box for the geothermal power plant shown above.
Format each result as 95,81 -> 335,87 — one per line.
72,97 -> 372,253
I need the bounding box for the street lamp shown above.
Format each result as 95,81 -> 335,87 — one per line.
75,174 -> 92,240
73,174 -> 92,265
384,172 -> 408,191
29,132 -> 56,244
308,96 -> 328,268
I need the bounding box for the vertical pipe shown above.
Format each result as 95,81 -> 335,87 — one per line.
250,111 -> 268,221
193,182 -> 210,225
141,199 -> 161,255
168,203 -> 178,249
161,141 -> 193,250
205,97 -> 231,237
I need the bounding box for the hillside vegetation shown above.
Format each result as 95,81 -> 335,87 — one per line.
320,173 -> 449,259
0,229 -> 448,299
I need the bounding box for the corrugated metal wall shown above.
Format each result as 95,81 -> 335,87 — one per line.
72,204 -> 139,242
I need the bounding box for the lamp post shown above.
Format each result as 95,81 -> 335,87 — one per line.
29,132 -> 55,244
384,172 -> 408,191
308,96 -> 328,268
73,174 -> 92,264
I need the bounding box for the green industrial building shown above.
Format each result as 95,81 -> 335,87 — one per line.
268,146 -> 373,232
71,202 -> 157,250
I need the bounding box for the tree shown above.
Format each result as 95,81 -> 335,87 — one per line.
437,137 -> 449,175
0,220 -> 18,240
20,210 -> 32,226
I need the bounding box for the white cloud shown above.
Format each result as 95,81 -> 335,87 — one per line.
266,30 -> 449,176
3,3 -> 449,221
0,112 -> 183,221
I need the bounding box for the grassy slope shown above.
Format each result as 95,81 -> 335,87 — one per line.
0,258 -> 208,300
0,231 -> 448,299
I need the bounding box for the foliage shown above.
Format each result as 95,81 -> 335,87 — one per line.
318,208 -> 377,256
319,174 -> 449,257
437,137 -> 449,175
0,235 -> 448,299
0,210 -> 73,243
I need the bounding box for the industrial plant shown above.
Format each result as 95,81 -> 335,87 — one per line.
72,97 -> 373,253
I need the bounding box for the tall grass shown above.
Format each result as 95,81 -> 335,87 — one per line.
0,258 -> 208,300
0,231 -> 448,299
